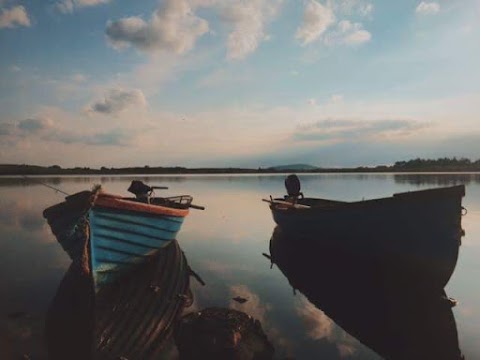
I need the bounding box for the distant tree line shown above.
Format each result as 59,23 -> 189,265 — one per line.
1,157 -> 480,175
392,157 -> 480,171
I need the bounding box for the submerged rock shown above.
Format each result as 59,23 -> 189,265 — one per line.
175,307 -> 274,360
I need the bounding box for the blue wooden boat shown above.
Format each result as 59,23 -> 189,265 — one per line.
264,175 -> 466,291
43,181 -> 203,290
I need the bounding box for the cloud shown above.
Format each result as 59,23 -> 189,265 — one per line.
358,3 -> 373,16
293,119 -> 426,142
220,0 -> 282,60
47,128 -> 136,146
324,20 -> 371,45
55,0 -> 74,13
295,2 -> 370,46
0,117 -> 55,138
197,67 -> 253,88
77,0 -> 111,6
17,117 -> 54,134
87,88 -> 147,115
71,73 -> 88,83
0,122 -> 15,135
329,94 -> 344,103
87,129 -> 135,146
0,5 -> 30,28
55,0 -> 111,14
105,0 -> 209,54
415,2 -> 440,15
296,0 -> 335,45
1,115 -> 136,147
333,0 -> 374,17
308,94 -> 343,107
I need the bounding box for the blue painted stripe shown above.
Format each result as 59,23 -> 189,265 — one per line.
94,223 -> 179,242
95,229 -> 175,249
93,238 -> 158,257
94,235 -> 159,250
93,207 -> 184,224
92,261 -> 131,272
88,207 -> 185,289
93,213 -> 179,233
94,247 -> 147,265
95,245 -> 154,258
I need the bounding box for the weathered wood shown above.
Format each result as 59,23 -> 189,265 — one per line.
261,198 -> 310,209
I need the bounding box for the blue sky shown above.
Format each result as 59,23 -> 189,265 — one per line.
0,0 -> 479,168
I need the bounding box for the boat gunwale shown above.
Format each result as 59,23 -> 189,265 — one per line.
270,185 -> 465,212
94,193 -> 189,218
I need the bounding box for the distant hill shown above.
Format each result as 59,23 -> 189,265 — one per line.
267,164 -> 319,171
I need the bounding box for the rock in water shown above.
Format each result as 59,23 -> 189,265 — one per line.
175,307 -> 274,360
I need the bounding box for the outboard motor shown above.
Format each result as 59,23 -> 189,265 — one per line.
128,180 -> 168,202
285,174 -> 303,200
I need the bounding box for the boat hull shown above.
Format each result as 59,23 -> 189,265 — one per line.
89,206 -> 185,288
43,189 -> 189,289
269,185 -> 465,291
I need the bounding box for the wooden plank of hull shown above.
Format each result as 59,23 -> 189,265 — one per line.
89,206 -> 185,288
269,185 -> 465,291
43,191 -> 93,261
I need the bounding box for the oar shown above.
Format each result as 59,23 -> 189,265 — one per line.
189,204 -> 205,210
262,198 -> 310,209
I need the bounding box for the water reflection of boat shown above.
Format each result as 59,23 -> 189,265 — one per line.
264,175 -> 465,291
46,239 -> 193,360
43,180 -> 203,289
269,226 -> 464,360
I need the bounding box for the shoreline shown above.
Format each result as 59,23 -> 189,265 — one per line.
2,170 -> 480,177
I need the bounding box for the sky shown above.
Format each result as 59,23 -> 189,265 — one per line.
0,0 -> 479,168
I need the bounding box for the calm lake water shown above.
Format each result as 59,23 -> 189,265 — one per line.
1,173 -> 479,359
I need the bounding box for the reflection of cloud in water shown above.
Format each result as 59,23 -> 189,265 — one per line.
229,284 -> 271,324
203,260 -> 235,274
295,297 -> 334,340
265,326 -> 295,359
461,210 -> 480,246
228,284 -> 294,357
200,259 -> 257,277
0,198 -> 46,232
337,342 -> 356,358
182,190 -> 272,243
295,296 -> 359,358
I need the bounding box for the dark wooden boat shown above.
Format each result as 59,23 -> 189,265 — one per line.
46,239 -> 194,360
43,181 -> 203,290
264,175 -> 466,291
268,226 -> 464,360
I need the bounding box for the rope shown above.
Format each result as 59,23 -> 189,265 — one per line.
22,176 -> 70,196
